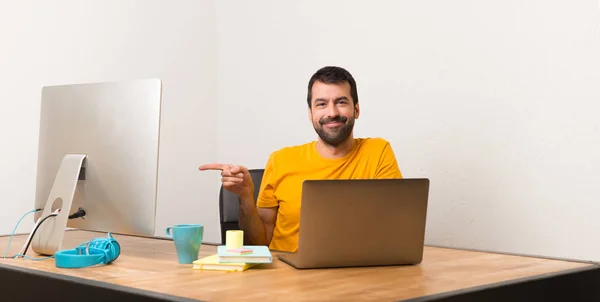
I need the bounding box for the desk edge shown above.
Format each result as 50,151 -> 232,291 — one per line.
399,263 -> 600,302
0,262 -> 204,302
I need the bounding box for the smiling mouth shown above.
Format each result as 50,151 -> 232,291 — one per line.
324,122 -> 343,127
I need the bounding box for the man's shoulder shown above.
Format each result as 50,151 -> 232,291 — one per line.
356,137 -> 393,151
269,141 -> 316,160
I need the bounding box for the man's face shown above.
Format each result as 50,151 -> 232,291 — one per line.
309,81 -> 359,146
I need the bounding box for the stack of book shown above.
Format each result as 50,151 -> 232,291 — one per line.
192,245 -> 272,272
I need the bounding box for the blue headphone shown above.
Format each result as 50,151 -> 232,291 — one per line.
54,233 -> 121,268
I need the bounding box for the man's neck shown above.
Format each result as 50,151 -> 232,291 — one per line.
316,136 -> 355,159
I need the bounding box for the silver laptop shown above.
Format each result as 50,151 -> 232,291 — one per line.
277,178 -> 430,269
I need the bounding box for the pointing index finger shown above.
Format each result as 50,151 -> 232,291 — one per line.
198,163 -> 228,171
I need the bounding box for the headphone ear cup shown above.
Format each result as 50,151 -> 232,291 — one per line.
108,239 -> 121,263
54,234 -> 120,268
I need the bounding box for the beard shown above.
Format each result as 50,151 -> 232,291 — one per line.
314,115 -> 355,147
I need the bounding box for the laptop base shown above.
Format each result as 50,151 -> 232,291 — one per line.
277,253 -> 301,269
277,252 -> 420,270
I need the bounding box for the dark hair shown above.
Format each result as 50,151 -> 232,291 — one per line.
307,66 -> 358,108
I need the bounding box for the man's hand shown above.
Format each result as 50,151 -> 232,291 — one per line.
198,163 -> 254,199
199,162 -> 275,246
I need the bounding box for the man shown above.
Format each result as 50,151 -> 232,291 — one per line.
199,66 -> 402,252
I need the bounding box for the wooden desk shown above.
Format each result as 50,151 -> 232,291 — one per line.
0,230 -> 598,302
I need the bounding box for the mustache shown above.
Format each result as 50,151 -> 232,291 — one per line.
319,115 -> 347,125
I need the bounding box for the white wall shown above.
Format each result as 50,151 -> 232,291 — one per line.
216,0 -> 600,262
0,0 -> 223,244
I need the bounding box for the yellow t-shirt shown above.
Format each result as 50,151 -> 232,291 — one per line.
256,137 -> 402,252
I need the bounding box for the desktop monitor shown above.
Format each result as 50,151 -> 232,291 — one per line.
31,78 -> 162,256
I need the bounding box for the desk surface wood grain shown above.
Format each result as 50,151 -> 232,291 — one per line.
0,230 -> 594,301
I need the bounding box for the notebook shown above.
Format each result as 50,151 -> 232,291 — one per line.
217,245 -> 273,263
192,254 -> 257,272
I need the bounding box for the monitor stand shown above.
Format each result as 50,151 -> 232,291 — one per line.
31,154 -> 87,256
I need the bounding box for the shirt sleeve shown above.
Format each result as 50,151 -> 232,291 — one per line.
256,152 -> 279,208
375,141 -> 403,179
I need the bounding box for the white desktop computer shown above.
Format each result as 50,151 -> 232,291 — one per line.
30,78 -> 162,256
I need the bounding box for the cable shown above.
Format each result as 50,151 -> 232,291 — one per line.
2,209 -> 41,259
5,207 -> 86,260
19,212 -> 58,257
68,207 -> 86,219
11,254 -> 54,261
16,209 -> 59,257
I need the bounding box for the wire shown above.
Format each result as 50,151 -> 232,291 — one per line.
68,207 -> 86,219
16,209 -> 59,257
4,207 -> 85,260
11,254 -> 54,261
3,209 -> 41,259
19,212 -> 58,257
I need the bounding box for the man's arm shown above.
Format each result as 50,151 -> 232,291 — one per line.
238,195 -> 277,246
198,160 -> 278,246
238,152 -> 279,246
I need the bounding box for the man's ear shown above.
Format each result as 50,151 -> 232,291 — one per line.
354,103 -> 360,119
308,106 -> 312,121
